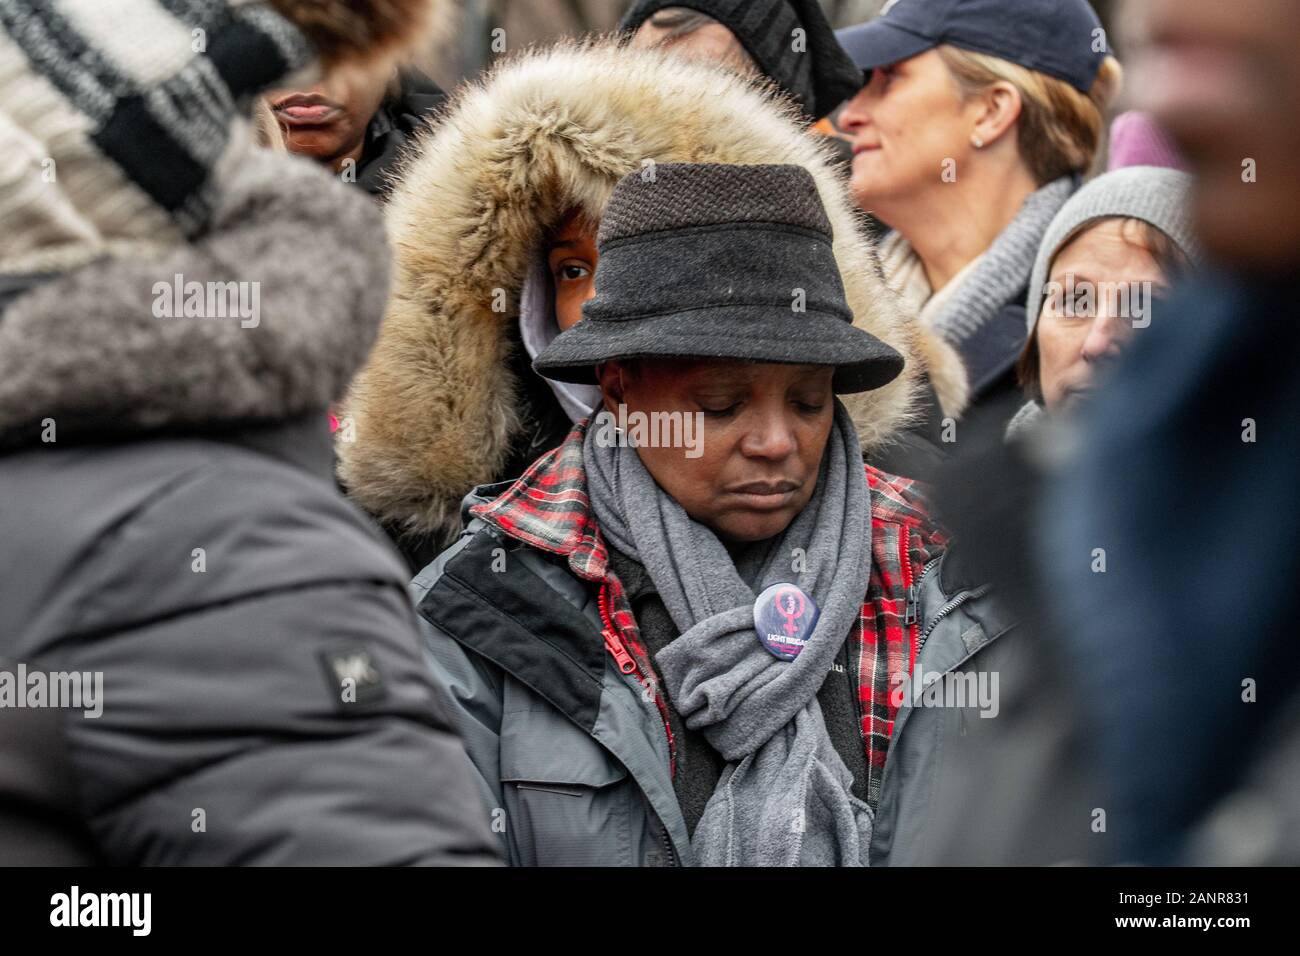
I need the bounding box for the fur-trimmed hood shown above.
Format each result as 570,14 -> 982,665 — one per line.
339,40 -> 967,548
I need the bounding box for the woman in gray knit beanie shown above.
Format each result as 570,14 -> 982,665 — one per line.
1010,165 -> 1199,437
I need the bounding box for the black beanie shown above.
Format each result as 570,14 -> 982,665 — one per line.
619,0 -> 863,121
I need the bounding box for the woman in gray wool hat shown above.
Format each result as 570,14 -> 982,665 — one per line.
414,162 -> 1014,867
1009,165 -> 1199,438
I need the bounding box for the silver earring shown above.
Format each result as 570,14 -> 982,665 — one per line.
971,134 -> 985,149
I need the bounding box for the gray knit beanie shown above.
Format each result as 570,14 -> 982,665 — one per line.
1025,166 -> 1199,332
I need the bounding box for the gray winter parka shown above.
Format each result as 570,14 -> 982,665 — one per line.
0,150 -> 500,867
415,471 -> 1017,867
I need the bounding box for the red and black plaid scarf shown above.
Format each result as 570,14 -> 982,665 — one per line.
471,420 -> 947,804
860,468 -> 948,806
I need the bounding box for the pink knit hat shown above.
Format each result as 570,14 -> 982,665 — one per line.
1107,111 -> 1189,173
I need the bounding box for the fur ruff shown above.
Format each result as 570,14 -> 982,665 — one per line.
338,40 -> 969,544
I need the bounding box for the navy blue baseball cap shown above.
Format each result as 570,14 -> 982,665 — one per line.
836,0 -> 1108,94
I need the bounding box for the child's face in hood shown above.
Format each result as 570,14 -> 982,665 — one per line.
547,211 -> 599,331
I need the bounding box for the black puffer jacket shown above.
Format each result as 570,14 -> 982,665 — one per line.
355,70 -> 447,198
0,150 -> 499,866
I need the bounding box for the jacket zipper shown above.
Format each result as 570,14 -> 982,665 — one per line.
919,584 -> 991,647
904,555 -> 992,647
597,583 -> 677,770
597,586 -> 638,676
904,556 -> 941,630
598,584 -> 681,866
658,819 -> 679,867
877,557 -> 990,824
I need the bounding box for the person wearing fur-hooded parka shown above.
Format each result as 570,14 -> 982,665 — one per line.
337,41 -> 970,569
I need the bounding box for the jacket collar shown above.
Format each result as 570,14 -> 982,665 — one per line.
212,413 -> 338,481
466,419 -> 675,758
468,419 -> 611,585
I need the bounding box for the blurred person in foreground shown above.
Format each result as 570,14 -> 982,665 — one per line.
835,0 -> 1122,430
0,0 -> 497,865
1027,0 -> 1300,865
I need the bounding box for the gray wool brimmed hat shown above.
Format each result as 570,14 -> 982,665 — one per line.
1026,165 -> 1199,331
533,163 -> 903,394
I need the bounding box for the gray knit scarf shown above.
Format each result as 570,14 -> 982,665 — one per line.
584,401 -> 874,865
929,175 -> 1077,349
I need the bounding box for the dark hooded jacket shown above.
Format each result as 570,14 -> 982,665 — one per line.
355,69 -> 447,198
1044,270 -> 1300,864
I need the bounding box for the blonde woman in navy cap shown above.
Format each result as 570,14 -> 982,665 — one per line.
836,0 -> 1123,428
